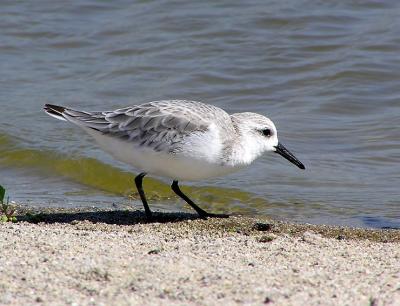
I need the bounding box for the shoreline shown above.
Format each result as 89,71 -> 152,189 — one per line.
1,205 -> 399,305
11,204 -> 400,242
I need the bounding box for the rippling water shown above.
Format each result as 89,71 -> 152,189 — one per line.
1,0 -> 399,228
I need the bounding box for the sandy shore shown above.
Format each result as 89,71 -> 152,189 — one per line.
0,206 -> 399,306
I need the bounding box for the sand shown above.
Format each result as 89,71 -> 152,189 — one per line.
0,206 -> 399,306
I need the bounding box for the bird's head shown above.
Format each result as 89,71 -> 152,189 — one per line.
231,112 -> 305,169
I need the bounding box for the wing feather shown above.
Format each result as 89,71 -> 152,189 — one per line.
55,100 -> 234,153
97,102 -> 211,152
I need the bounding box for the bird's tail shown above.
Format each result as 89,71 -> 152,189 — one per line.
44,104 -> 68,121
44,104 -> 108,131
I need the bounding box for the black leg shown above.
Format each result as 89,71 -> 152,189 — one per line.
171,180 -> 229,219
134,173 -> 152,220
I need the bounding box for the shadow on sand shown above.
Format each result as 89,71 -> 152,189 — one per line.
16,209 -> 203,226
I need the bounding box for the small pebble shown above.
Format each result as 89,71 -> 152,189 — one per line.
264,296 -> 272,304
253,223 -> 273,231
258,234 -> 276,243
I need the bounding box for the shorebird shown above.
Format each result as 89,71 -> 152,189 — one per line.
44,100 -> 305,219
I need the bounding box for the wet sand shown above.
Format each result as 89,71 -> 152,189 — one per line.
0,205 -> 399,305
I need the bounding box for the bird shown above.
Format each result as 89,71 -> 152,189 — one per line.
44,100 -> 305,220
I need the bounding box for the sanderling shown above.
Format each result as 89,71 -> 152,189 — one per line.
44,100 -> 305,219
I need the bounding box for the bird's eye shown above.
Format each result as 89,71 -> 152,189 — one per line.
262,128 -> 272,137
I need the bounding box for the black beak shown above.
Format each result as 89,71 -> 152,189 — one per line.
274,142 -> 305,170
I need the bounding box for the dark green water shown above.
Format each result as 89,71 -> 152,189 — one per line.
1,1 -> 399,228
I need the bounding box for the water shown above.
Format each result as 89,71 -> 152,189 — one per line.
1,0 -> 399,228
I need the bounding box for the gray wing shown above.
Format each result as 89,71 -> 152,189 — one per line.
62,100 -> 219,153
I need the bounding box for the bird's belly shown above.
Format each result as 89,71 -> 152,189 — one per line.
88,130 -> 240,181
144,153 -> 239,180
